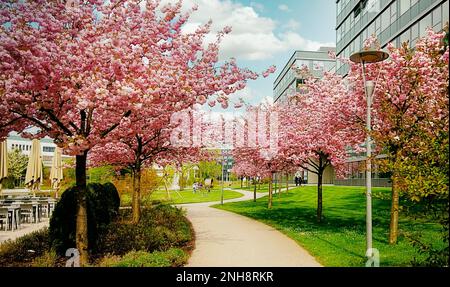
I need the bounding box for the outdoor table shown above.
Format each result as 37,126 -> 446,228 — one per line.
0,205 -> 20,231
37,200 -> 50,218
31,201 -> 42,223
16,202 -> 39,223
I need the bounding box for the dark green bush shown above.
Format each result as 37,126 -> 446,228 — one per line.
0,228 -> 50,267
98,204 -> 193,256
49,182 -> 120,256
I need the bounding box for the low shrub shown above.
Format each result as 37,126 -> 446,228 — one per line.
111,248 -> 188,267
0,228 -> 50,267
31,250 -> 58,267
97,204 -> 193,256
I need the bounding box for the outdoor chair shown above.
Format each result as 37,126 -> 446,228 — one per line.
20,204 -> 34,223
0,208 -> 8,231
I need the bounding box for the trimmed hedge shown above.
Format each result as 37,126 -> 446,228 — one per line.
49,182 -> 120,256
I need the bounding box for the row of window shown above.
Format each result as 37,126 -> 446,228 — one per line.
336,1 -> 448,73
337,0 -> 355,16
274,59 -> 334,99
10,143 -> 56,153
337,0 -> 424,45
344,161 -> 391,179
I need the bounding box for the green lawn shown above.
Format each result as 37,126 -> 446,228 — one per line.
231,183 -> 294,193
121,188 -> 244,205
214,185 -> 444,267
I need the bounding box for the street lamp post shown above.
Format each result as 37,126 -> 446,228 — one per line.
350,47 -> 388,263
221,150 -> 226,205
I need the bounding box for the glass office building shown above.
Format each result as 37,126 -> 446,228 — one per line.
273,47 -> 336,104
336,0 -> 449,75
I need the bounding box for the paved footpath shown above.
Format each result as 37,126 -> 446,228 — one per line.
0,220 -> 49,244
178,188 -> 321,267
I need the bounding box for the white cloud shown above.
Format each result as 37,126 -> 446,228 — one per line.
162,0 -> 333,61
283,19 -> 301,30
278,4 -> 290,12
249,1 -> 264,12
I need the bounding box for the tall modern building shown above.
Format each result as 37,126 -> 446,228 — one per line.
334,0 -> 449,186
273,46 -> 336,104
336,0 -> 449,75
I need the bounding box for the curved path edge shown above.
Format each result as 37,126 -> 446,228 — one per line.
177,188 -> 322,267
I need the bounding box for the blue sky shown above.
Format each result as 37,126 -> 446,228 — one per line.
181,0 -> 337,116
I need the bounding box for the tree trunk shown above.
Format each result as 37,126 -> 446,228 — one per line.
389,177 -> 399,244
285,172 -> 289,193
253,180 -> 257,202
75,151 -> 89,266
240,177 -> 243,188
131,164 -> 142,224
278,174 -> 282,198
268,174 -> 273,209
317,172 -> 323,222
274,173 -> 277,195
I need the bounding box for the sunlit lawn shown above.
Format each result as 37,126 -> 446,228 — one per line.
214,185 -> 444,267
121,187 -> 244,205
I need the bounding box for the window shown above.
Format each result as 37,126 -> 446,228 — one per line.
400,0 -> 410,16
400,29 -> 409,45
355,35 -> 361,52
43,146 -> 55,153
375,17 -> 381,34
419,14 -> 432,38
411,22 -> 418,41
443,1 -> 449,24
368,22 -> 375,37
296,60 -> 309,69
313,61 -> 324,71
381,7 -> 390,32
432,6 -> 442,28
391,3 -> 397,21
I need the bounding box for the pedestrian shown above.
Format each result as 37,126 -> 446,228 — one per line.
295,176 -> 299,186
193,182 -> 197,194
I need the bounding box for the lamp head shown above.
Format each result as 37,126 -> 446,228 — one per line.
350,50 -> 389,64
350,40 -> 389,64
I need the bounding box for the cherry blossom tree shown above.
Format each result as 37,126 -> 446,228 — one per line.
347,29 -> 449,244
0,0 -> 269,264
277,71 -> 364,222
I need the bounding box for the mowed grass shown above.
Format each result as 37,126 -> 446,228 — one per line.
231,183 -> 294,193
214,185 -> 444,267
149,187 -> 244,204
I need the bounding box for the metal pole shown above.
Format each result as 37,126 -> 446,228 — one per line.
362,61 -> 373,259
221,154 -> 224,205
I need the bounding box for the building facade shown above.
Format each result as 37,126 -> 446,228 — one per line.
336,0 -> 449,75
273,47 -> 336,104
6,133 -> 69,167
334,0 -> 449,186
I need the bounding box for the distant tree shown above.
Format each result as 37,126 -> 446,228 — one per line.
8,149 -> 28,186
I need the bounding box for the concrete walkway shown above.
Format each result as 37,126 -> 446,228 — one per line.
0,220 -> 49,244
178,188 -> 321,267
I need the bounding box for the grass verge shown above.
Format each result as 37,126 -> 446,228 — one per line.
214,185 -> 444,267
